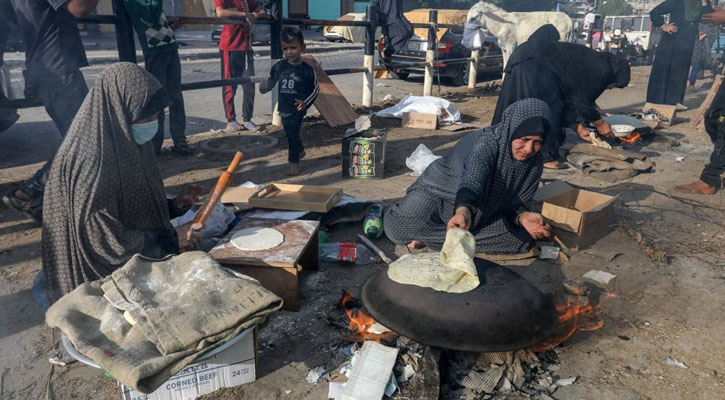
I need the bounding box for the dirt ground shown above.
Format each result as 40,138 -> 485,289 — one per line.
1,66 -> 725,400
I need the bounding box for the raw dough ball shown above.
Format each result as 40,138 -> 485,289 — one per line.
230,227 -> 284,251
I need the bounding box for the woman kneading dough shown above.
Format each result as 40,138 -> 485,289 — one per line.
41,63 -> 203,304
384,98 -> 553,257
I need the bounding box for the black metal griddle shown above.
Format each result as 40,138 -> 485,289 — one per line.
361,257 -> 558,352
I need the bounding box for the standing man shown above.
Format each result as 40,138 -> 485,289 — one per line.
676,6 -> 725,194
125,0 -> 192,155
215,0 -> 265,132
3,0 -> 98,222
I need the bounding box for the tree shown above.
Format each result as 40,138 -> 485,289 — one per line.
597,0 -> 634,17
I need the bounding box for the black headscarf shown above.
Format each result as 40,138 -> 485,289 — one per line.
528,24 -> 560,42
505,25 -> 561,73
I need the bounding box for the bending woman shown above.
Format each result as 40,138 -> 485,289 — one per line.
492,25 -> 630,169
42,63 -> 202,304
385,98 -> 553,257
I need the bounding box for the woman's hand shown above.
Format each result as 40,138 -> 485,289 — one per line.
592,119 -> 615,138
575,124 -> 593,142
661,23 -> 678,34
447,206 -> 472,231
517,212 -> 551,240
703,7 -> 725,25
174,184 -> 204,210
176,222 -> 203,251
699,32 -> 707,41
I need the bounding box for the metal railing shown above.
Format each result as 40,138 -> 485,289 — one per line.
2,0 -> 485,125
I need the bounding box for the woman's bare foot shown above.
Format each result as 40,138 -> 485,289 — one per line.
407,240 -> 425,251
674,180 -> 717,195
543,161 -> 560,170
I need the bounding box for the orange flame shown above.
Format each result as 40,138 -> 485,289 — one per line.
619,132 -> 642,144
341,292 -> 397,342
530,285 -> 615,352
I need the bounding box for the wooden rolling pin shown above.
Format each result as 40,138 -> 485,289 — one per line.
193,151 -> 244,225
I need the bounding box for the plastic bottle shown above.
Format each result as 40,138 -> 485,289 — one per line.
319,242 -> 379,265
363,204 -> 384,239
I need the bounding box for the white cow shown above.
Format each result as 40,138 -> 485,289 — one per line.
467,1 -> 573,68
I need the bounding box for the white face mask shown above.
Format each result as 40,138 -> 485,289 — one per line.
131,120 -> 159,145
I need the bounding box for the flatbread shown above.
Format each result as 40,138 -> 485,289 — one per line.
230,227 -> 284,251
387,228 -> 480,293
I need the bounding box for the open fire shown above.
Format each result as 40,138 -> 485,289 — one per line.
530,281 -> 615,352
341,292 -> 397,342
619,132 -> 643,144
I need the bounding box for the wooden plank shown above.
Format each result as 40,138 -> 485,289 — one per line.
691,74 -> 723,131
248,183 -> 343,213
304,55 -> 358,127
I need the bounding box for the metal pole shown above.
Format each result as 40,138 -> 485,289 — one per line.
468,49 -> 479,90
362,4 -> 378,108
270,0 -> 283,126
111,0 -> 136,63
423,10 -> 437,97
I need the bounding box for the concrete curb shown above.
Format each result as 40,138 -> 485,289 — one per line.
3,43 -> 363,69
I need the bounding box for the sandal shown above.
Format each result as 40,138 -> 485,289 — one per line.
226,121 -> 245,132
3,189 -> 43,224
170,141 -> 193,156
241,121 -> 260,132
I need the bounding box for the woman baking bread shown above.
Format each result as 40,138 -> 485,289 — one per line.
41,63 -> 203,304
384,99 -> 553,259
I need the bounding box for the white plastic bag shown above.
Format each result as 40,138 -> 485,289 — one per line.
178,201 -> 235,239
462,22 -> 483,50
376,95 -> 461,123
405,144 -> 442,176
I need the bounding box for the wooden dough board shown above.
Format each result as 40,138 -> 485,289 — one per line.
248,183 -> 343,213
209,218 -> 319,268
209,218 -> 320,311
304,55 -> 358,127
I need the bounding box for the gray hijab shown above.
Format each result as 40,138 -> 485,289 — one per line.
42,62 -> 170,303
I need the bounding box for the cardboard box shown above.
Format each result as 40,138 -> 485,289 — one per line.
539,182 -> 616,252
121,327 -> 257,400
642,103 -> 676,127
402,112 -> 438,130
342,130 -> 387,179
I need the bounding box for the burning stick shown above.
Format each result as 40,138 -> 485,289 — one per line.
193,151 -> 243,225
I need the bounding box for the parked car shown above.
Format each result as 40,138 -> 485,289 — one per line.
211,23 -> 272,45
602,15 -> 657,64
379,25 -> 503,86
323,12 -> 382,43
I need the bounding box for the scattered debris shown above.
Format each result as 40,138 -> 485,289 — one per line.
618,335 -> 631,341
306,366 -> 327,384
539,246 -> 560,260
354,115 -> 372,133
583,270 -> 617,285
554,376 -> 577,387
405,144 -> 442,176
676,156 -> 685,162
382,94 -> 393,101
341,341 -> 399,400
665,357 -> 689,369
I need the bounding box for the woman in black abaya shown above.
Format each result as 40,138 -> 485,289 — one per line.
646,0 -> 702,106
492,25 -> 631,169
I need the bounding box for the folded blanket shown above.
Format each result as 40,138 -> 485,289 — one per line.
567,144 -> 654,183
47,252 -> 283,393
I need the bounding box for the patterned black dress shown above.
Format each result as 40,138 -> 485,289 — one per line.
384,99 -> 552,255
